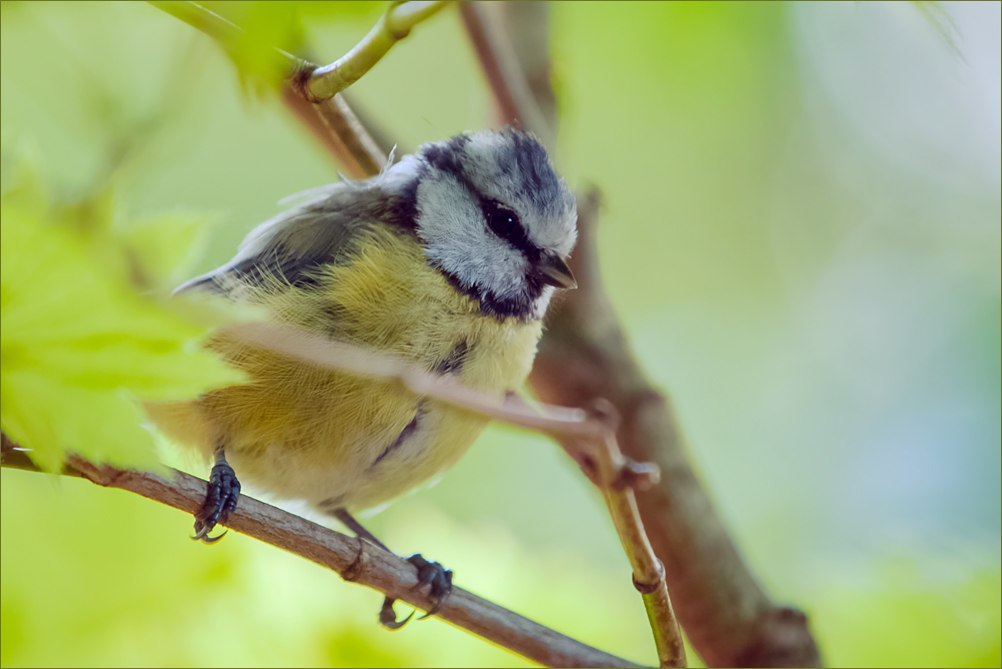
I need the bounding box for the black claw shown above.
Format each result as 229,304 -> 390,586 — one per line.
333,510 -> 453,629
379,597 -> 415,631
375,555 -> 453,629
192,459 -> 241,544
407,554 -> 453,619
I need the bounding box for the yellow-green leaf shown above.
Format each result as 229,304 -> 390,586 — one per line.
1,157 -> 244,471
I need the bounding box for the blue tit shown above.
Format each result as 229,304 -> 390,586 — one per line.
145,129 -> 577,609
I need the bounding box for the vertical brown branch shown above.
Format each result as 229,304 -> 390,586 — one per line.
531,191 -> 821,667
462,4 -> 823,667
493,2 -> 558,133
458,2 -> 554,150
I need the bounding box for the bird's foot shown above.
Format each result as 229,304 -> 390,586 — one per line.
408,554 -> 453,618
192,459 -> 241,543
378,554 -> 453,630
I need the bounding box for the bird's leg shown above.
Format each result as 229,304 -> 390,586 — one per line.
333,508 -> 391,551
332,508 -> 453,629
193,446 -> 241,544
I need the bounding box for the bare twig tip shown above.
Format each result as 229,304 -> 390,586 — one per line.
586,398 -> 621,432
632,559 -> 665,596
613,459 -> 661,492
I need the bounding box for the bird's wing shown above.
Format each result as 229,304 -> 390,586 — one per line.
174,182 -> 390,300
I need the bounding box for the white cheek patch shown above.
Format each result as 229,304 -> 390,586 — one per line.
416,173 -> 529,301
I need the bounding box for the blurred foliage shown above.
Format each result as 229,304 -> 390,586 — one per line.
0,151 -> 242,471
812,557 -> 1001,667
161,1 -> 389,96
1,1 -> 999,667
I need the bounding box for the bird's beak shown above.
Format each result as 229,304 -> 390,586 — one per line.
538,254 -> 577,290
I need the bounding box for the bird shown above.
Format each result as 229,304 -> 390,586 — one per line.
144,128 -> 578,618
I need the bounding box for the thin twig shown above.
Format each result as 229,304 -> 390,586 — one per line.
590,405 -> 685,669
148,1 -> 390,178
283,88 -> 387,179
305,1 -> 449,102
287,0 -> 449,174
280,86 -> 380,177
219,322 -> 659,492
0,436 -> 641,669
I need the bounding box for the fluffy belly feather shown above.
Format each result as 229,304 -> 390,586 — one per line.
197,356 -> 491,511
145,226 -> 544,513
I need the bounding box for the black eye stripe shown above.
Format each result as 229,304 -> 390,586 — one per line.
480,198 -> 539,261
422,137 -> 541,262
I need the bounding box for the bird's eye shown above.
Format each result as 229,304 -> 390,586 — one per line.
485,200 -> 520,241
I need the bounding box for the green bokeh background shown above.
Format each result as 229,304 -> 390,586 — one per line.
2,2 -> 999,666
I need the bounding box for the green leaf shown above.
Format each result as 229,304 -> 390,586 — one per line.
1,155 -> 244,471
199,1 -> 305,96
161,1 -> 388,98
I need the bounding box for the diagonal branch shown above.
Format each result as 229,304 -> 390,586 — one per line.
281,87 -> 387,179
0,435 -> 641,669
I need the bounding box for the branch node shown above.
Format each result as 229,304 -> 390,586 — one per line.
571,450 -> 601,487
632,559 -> 665,595
612,459 -> 661,492
340,537 -> 367,582
68,456 -> 116,488
288,60 -> 320,103
586,397 -> 621,433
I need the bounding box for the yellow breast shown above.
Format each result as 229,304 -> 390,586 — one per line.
146,225 -> 543,511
